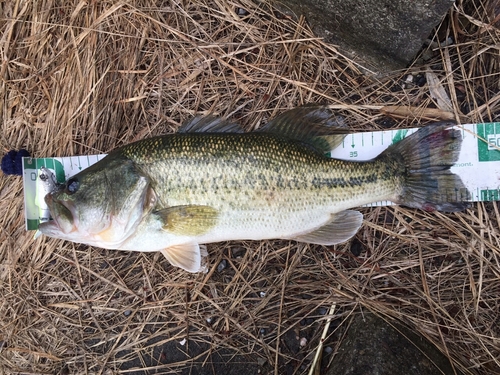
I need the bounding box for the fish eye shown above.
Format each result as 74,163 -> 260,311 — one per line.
66,177 -> 80,194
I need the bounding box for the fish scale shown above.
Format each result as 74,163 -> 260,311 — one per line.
120,132 -> 396,214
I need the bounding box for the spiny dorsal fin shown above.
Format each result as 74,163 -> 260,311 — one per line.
179,115 -> 244,133
258,105 -> 348,153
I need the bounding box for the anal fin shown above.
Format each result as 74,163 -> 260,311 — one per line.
289,210 -> 363,245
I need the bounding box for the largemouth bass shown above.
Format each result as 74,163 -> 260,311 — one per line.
39,106 -> 470,272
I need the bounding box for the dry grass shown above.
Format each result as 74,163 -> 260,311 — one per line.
1,0 -> 499,374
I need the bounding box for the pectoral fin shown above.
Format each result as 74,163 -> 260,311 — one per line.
289,210 -> 363,245
160,243 -> 208,273
156,205 -> 218,236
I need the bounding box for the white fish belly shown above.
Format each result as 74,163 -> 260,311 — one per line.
196,207 -> 333,244
118,179 -> 394,252
119,205 -> 341,252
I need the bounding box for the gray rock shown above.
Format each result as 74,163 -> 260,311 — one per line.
271,0 -> 454,73
326,312 -> 462,375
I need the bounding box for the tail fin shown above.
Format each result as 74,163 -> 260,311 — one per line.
381,122 -> 470,212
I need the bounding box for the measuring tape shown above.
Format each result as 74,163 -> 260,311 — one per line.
22,123 -> 500,230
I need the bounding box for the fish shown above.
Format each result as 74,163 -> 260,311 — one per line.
38,106 -> 470,273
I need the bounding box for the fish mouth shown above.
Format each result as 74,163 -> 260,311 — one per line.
39,193 -> 77,235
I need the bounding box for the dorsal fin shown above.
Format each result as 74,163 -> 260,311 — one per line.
179,115 -> 244,133
258,105 -> 348,153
